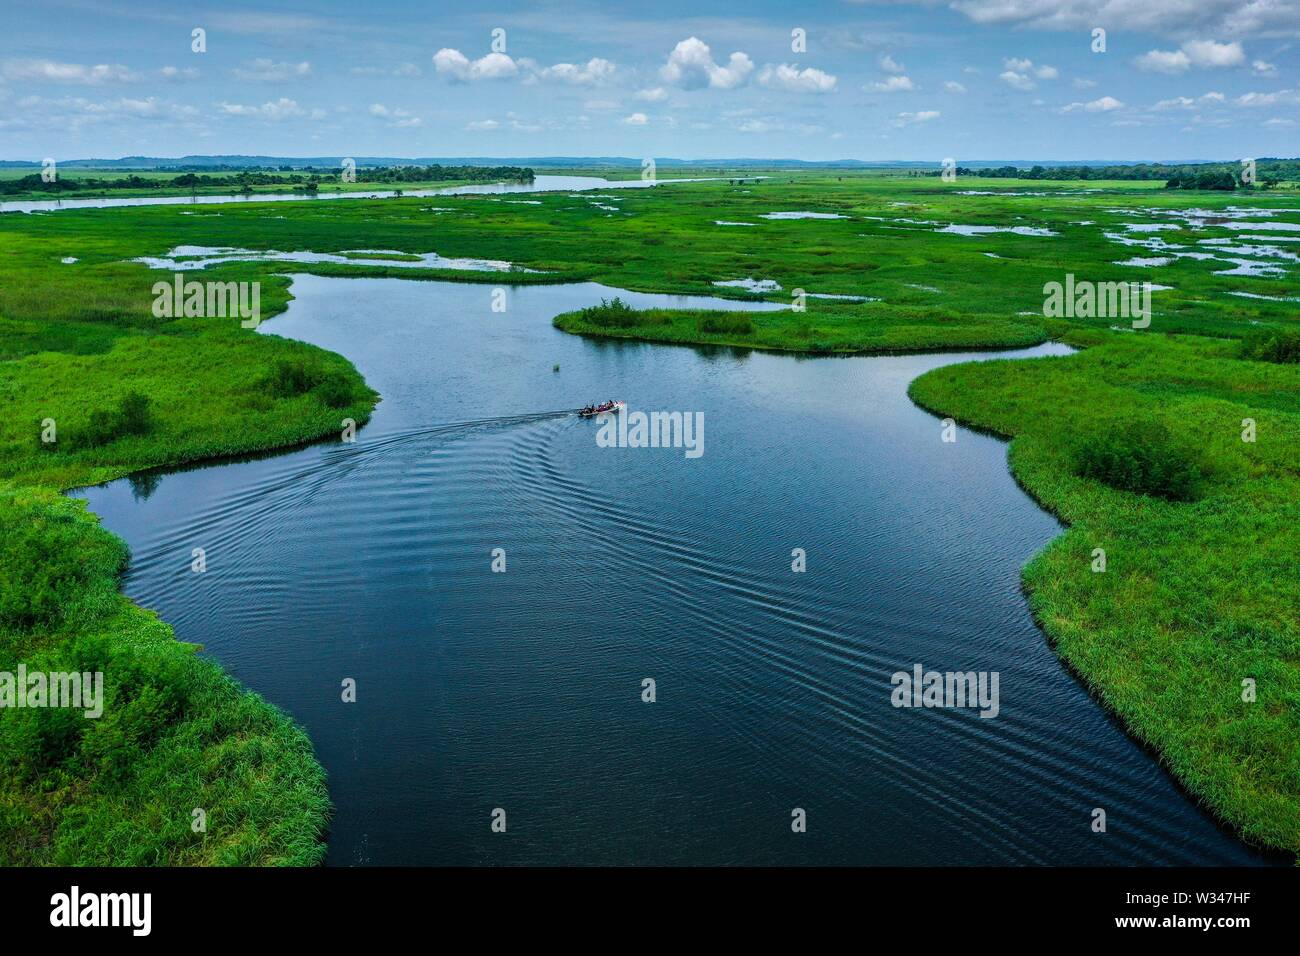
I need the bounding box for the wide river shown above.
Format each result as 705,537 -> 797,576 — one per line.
75,275 -> 1271,865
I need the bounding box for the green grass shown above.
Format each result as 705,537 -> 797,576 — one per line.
909,335 -> 1299,853
1,169 -> 1297,861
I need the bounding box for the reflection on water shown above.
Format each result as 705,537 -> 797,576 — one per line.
75,276 -> 1274,866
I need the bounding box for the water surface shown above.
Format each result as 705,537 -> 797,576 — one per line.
76,276 -> 1271,866
2,174 -> 721,214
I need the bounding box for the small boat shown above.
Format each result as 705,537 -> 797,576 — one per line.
578,400 -> 626,418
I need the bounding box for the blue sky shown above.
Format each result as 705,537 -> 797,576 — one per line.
2,0 -> 1297,161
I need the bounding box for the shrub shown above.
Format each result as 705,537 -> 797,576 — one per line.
262,359 -> 322,398
51,391 -> 154,451
315,371 -> 354,409
697,314 -> 755,336
576,297 -> 643,329
1072,419 -> 1206,501
0,497 -> 125,633
1239,327 -> 1300,365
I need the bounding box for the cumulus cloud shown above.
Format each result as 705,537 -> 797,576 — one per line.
536,58 -> 615,85
433,48 -> 519,82
870,75 -> 915,92
944,81 -> 966,93
232,59 -> 312,81
369,103 -> 422,126
945,0 -> 1300,39
880,54 -> 905,73
758,63 -> 837,93
159,66 -> 200,82
622,112 -> 649,125
219,97 -> 321,120
1252,58 -> 1277,74
998,57 -> 1058,90
1,59 -> 140,84
1153,91 -> 1225,109
1060,95 -> 1124,112
1235,88 -> 1300,106
659,37 -> 753,90
466,119 -> 500,130
1137,40 -> 1245,72
893,110 -> 939,126
636,86 -> 668,102
1,94 -> 199,131
999,70 -> 1035,90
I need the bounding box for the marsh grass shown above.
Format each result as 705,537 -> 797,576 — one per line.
1,170 -> 1297,860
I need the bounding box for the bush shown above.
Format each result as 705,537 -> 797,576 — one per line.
697,314 -> 755,336
1239,327 -> 1300,364
315,371 -> 354,409
576,297 -> 643,329
1072,420 -> 1206,501
262,359 -> 322,398
50,391 -> 154,451
0,497 -> 125,633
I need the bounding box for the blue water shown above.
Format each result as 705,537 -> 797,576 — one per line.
75,275 -> 1273,865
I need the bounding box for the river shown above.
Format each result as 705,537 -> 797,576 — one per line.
74,275 -> 1271,865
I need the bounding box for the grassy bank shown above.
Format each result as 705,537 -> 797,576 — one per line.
1,244 -> 376,864
909,335 -> 1300,852
552,296 -> 1046,354
2,170 -> 1297,861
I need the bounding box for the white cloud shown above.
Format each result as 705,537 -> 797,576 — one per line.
758,63 -> 837,93
893,110 -> 939,127
232,59 -> 312,82
1002,57 -> 1057,84
945,1 -> 1300,40
622,111 -> 649,125
636,87 -> 668,102
218,97 -> 309,120
1073,77 -> 1097,89
1060,95 -> 1124,112
870,75 -> 915,92
999,70 -> 1035,90
466,119 -> 500,131
159,66 -> 200,82
433,48 -> 519,82
1,59 -> 140,84
1236,88 -> 1300,106
351,63 -> 423,78
1137,40 -> 1245,72
943,81 -> 966,93
1252,58 -> 1278,74
1182,39 -> 1247,66
537,58 -> 615,85
660,37 -> 753,90
880,54 -> 905,73
368,103 -> 420,126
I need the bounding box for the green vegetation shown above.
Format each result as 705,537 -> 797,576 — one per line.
939,158 -> 1298,188
0,162 -> 533,201
1070,419 -> 1207,502
1,168 -> 1297,860
909,335 -> 1299,853
1240,326 -> 1300,364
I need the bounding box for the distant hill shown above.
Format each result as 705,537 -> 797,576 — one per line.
0,155 -> 1263,170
